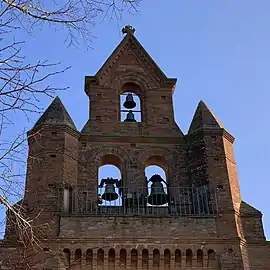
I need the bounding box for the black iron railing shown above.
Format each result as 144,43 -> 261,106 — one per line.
58,185 -> 217,217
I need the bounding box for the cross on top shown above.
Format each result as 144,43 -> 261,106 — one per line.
122,25 -> 136,35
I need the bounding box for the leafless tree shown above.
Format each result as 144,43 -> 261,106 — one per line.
0,0 -> 142,268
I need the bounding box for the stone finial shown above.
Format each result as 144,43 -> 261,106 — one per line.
122,25 -> 136,35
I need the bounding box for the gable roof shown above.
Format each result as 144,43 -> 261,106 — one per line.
93,26 -> 176,88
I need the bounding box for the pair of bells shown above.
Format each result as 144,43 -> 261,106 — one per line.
123,94 -> 137,122
101,183 -> 169,206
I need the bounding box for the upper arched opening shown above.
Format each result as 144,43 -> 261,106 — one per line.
120,82 -> 142,96
120,83 -> 142,123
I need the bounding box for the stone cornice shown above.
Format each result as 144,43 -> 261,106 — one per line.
79,134 -> 185,145
186,128 -> 235,143
221,129 -> 235,143
47,237 -> 245,245
28,124 -> 80,139
4,237 -> 267,248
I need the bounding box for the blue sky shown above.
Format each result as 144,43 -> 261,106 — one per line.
1,0 -> 270,239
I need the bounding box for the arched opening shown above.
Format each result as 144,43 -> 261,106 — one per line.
164,249 -> 171,269
75,249 -> 82,268
142,249 -> 149,269
197,249 -> 203,267
186,249 -> 192,267
119,248 -> 127,268
153,249 -> 160,269
207,249 -> 215,267
131,249 -> 138,269
86,249 -> 93,268
145,156 -> 168,207
175,249 -> 181,268
108,248 -> 115,270
63,248 -> 71,266
120,83 -> 142,122
97,248 -> 104,270
98,155 -> 122,207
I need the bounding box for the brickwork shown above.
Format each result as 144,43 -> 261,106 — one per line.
1,27 -> 270,269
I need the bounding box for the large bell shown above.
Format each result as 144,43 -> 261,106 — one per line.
124,110 -> 136,122
147,175 -> 168,205
101,183 -> 119,201
123,93 -> 136,109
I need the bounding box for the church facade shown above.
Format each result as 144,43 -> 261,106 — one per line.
0,26 -> 269,269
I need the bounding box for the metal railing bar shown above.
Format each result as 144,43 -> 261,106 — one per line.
58,186 -> 217,217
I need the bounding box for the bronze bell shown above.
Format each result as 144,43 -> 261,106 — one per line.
124,110 -> 136,122
101,183 -> 119,201
123,93 -> 136,109
147,175 -> 168,205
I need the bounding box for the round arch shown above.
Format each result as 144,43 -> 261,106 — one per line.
95,152 -> 125,183
139,148 -> 170,184
120,82 -> 143,97
89,146 -> 132,165
88,146 -> 132,206
115,72 -> 152,94
144,157 -> 167,185
99,154 -> 122,169
139,148 -> 170,169
115,72 -> 157,125
145,155 -> 167,172
140,149 -> 171,207
88,146 -> 132,183
98,155 -> 122,206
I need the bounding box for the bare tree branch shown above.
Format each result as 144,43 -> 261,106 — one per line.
0,0 -> 142,268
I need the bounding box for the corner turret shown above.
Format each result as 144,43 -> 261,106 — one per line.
186,100 -> 241,239
24,96 -> 79,238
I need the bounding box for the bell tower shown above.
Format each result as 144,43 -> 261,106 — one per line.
82,25 -> 182,138
1,25 -> 270,270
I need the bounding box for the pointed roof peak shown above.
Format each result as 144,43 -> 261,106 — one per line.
188,100 -> 223,134
32,96 -> 77,130
198,99 -> 206,106
54,95 -> 61,101
92,25 -> 171,88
